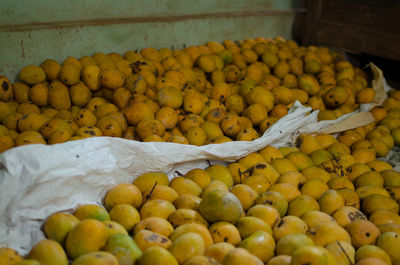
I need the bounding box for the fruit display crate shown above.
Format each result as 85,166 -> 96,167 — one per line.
1,1 -> 400,265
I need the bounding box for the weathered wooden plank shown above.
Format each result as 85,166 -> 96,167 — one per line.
319,0 -> 400,35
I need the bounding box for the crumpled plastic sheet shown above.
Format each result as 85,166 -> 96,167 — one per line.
0,63 -> 390,255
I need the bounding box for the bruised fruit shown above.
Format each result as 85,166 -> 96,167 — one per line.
133,229 -> 172,251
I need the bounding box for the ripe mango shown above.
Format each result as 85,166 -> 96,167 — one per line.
27,239 -> 68,265
65,219 -> 108,259
199,190 -> 243,223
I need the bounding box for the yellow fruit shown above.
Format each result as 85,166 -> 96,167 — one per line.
142,184 -> 178,203
0,134 -> 15,153
124,101 -> 154,126
104,183 -> 142,211
239,230 -> 275,263
48,80 -> 71,110
362,195 -> 399,215
332,206 -> 367,227
354,171 -> 384,188
287,195 -> 320,217
18,113 -> 48,132
19,65 -> 46,85
269,182 -> 301,202
272,216 -> 307,242
15,259 -> 41,265
298,74 -> 320,96
206,164 -> 233,188
27,239 -> 68,265
109,204 -> 140,231
29,82 -> 49,106
272,86 -> 294,105
246,86 -> 274,111
112,87 -> 131,109
140,199 -> 176,219
197,54 -> 217,73
346,220 -> 381,248
337,188 -> 360,209
289,245 -> 337,265
256,191 -> 288,217
304,59 -> 321,74
356,88 -> 376,104
222,247 -> 264,265
301,210 -> 337,228
70,82 -> 92,107
71,251 -> 118,265
73,204 -> 110,222
133,229 -> 172,251
102,220 -> 128,236
40,59 -> 61,81
81,65 -> 101,91
297,134 -> 323,155
0,248 -> 22,265
355,244 -> 392,265
356,186 -> 390,200
134,217 -> 174,237
230,184 -> 258,211
47,128 -> 72,144
169,233 -> 205,265
276,233 -> 314,256
13,82 -> 30,103
204,242 -> 234,263
301,166 -> 331,183
74,126 -> 102,138
15,131 -> 46,146
306,222 -> 351,246
65,219 -> 107,259
168,208 -> 208,228
208,221 -> 241,246
96,115 -> 123,137
266,255 -> 292,265
135,119 -> 165,140
318,189 -> 345,215
325,241 -> 355,265
174,194 -> 201,210
377,232 -> 400,265
157,86 -> 183,109
138,246 -> 178,265
184,168 -> 211,189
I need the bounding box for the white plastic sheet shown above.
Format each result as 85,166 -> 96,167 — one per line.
0,63 -> 389,255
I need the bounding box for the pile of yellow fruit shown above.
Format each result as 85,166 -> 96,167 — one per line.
0,36 -> 377,152
2,124 -> 400,265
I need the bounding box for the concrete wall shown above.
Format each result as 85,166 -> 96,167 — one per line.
0,0 -> 304,80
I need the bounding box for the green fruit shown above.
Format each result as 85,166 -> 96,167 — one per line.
199,190 -> 244,223
103,233 -> 142,265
